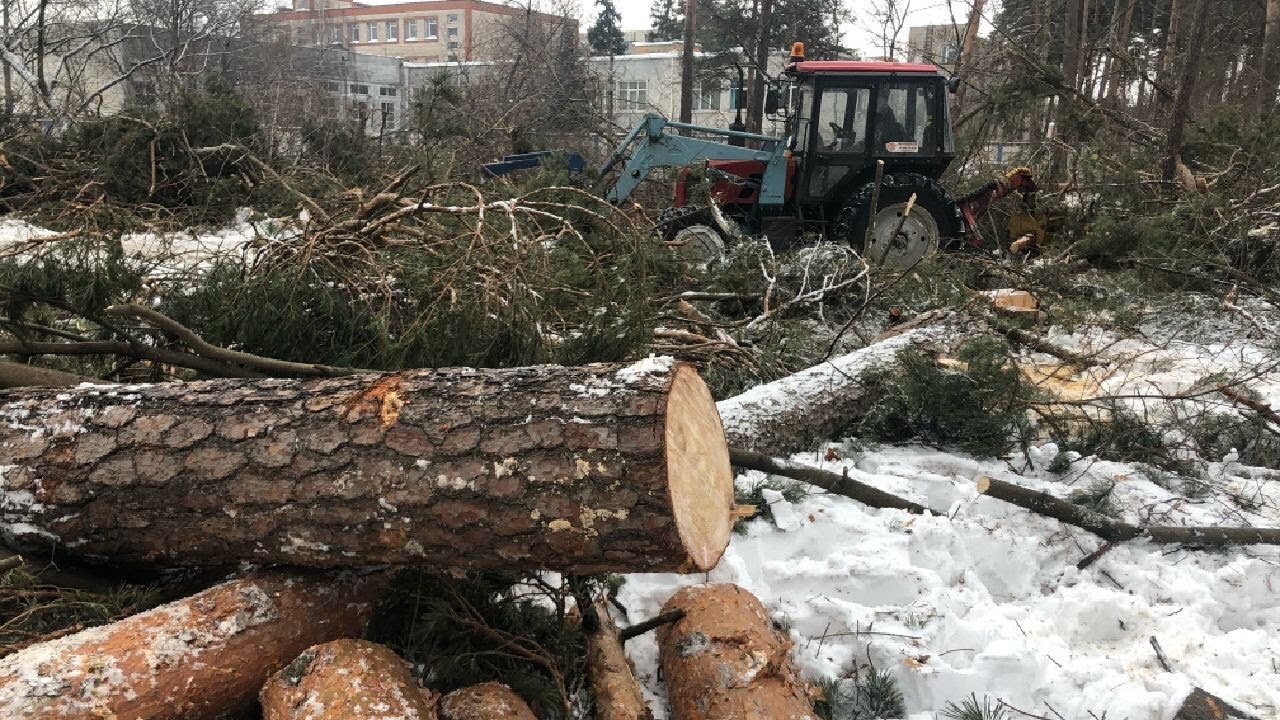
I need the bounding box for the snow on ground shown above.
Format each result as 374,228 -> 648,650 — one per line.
621,444 -> 1279,720
625,318 -> 1280,720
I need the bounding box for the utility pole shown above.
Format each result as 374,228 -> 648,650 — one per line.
678,0 -> 695,127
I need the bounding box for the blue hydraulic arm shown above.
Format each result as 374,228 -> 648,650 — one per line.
598,114 -> 789,206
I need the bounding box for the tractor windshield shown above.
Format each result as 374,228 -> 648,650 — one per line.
873,81 -> 937,156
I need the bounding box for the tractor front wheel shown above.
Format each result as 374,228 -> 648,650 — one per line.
833,174 -> 962,269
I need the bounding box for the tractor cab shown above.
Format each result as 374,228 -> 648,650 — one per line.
779,56 -> 956,207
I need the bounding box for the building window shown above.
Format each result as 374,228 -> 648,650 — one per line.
386,20 -> 398,41
729,81 -> 746,110
426,17 -> 438,39
349,23 -> 359,42
694,82 -> 721,111
329,26 -> 341,43
367,22 -> 378,42
381,102 -> 396,128
616,80 -> 647,108
350,83 -> 369,95
406,19 -> 417,40
323,80 -> 341,92
446,26 -> 458,39
447,13 -> 458,24
379,86 -> 397,96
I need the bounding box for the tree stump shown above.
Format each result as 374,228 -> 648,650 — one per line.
261,639 -> 437,720
438,682 -> 537,720
0,359 -> 735,572
0,570 -> 386,720
657,584 -> 817,720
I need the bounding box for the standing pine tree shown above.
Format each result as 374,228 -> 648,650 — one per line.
588,0 -> 629,55
649,0 -> 683,41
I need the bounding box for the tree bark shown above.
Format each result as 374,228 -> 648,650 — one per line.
585,599 -> 654,720
0,570 -> 387,720
1161,0 -> 1211,182
0,360 -> 735,573
745,0 -> 772,134
975,476 -> 1280,545
1104,0 -> 1137,107
679,0 -> 696,127
261,639 -> 437,720
716,318 -> 959,455
953,0 -> 986,109
657,584 -> 817,720
439,683 -> 537,720
1062,0 -> 1083,89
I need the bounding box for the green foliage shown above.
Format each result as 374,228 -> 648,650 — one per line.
1048,406 -> 1173,469
858,337 -> 1036,457
1188,411 -> 1280,469
734,476 -> 809,533
588,0 -> 628,55
813,668 -> 906,720
0,565 -> 162,654
1069,478 -> 1118,517
941,694 -> 1008,720
298,119 -> 381,187
367,570 -> 598,717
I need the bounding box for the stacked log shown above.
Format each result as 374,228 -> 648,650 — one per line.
261,639 -> 438,720
0,570 -> 386,720
585,598 -> 655,720
438,682 -> 538,720
656,584 -> 817,720
0,359 -> 735,573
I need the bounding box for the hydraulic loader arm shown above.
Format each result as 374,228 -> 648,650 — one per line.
598,114 -> 790,206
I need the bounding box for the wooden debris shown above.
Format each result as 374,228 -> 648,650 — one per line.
0,570 -> 387,720
261,639 -> 437,720
657,584 -> 818,720
0,360 -> 735,573
1171,687 -> 1258,720
730,448 -> 931,514
438,682 -> 537,720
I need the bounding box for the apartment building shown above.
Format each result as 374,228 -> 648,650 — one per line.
266,0 -> 576,64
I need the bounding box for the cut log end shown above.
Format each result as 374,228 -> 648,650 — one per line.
438,682 -> 536,720
665,364 -> 735,572
261,639 -> 437,720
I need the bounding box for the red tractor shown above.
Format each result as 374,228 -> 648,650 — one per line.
596,43 -> 1042,267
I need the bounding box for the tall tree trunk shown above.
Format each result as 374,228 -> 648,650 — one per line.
1158,0 -> 1187,92
1162,0 -> 1211,182
953,0 -> 987,109
0,570 -> 386,720
0,362 -> 735,572
1105,0 -> 1137,107
1062,0 -> 1083,89
745,0 -> 773,133
679,0 -> 696,126
1261,0 -> 1280,113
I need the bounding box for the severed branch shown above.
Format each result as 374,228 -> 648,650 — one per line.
995,323 -> 1103,368
0,339 -> 269,379
975,476 -> 1280,546
102,304 -> 361,378
618,609 -> 686,643
0,360 -> 90,388
730,448 -> 932,514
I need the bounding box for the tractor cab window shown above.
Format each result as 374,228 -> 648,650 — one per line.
787,86 -> 810,153
873,81 -> 936,155
815,87 -> 870,154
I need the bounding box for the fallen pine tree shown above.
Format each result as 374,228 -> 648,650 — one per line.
0,359 -> 735,573
0,570 -> 387,720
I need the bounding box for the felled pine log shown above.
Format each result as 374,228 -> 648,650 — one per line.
0,570 -> 386,720
0,359 -> 735,572
716,314 -> 961,455
438,682 -> 538,720
657,584 -> 818,720
261,639 -> 438,720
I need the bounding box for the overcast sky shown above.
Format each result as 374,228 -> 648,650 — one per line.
592,0 -> 985,58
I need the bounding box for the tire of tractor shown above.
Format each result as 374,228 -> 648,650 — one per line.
832,173 -> 963,269
670,224 -> 726,266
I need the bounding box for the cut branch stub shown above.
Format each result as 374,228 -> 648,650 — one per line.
0,570 -> 387,720
0,359 -> 735,573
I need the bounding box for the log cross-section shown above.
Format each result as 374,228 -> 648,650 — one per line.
0,359 -> 735,572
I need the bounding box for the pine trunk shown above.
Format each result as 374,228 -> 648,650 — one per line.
0,570 -> 386,720
261,640 -> 438,720
586,599 -> 654,720
0,361 -> 735,573
1261,0 -> 1280,113
656,584 -> 817,720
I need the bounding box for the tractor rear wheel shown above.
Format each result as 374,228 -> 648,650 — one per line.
833,173 -> 962,269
